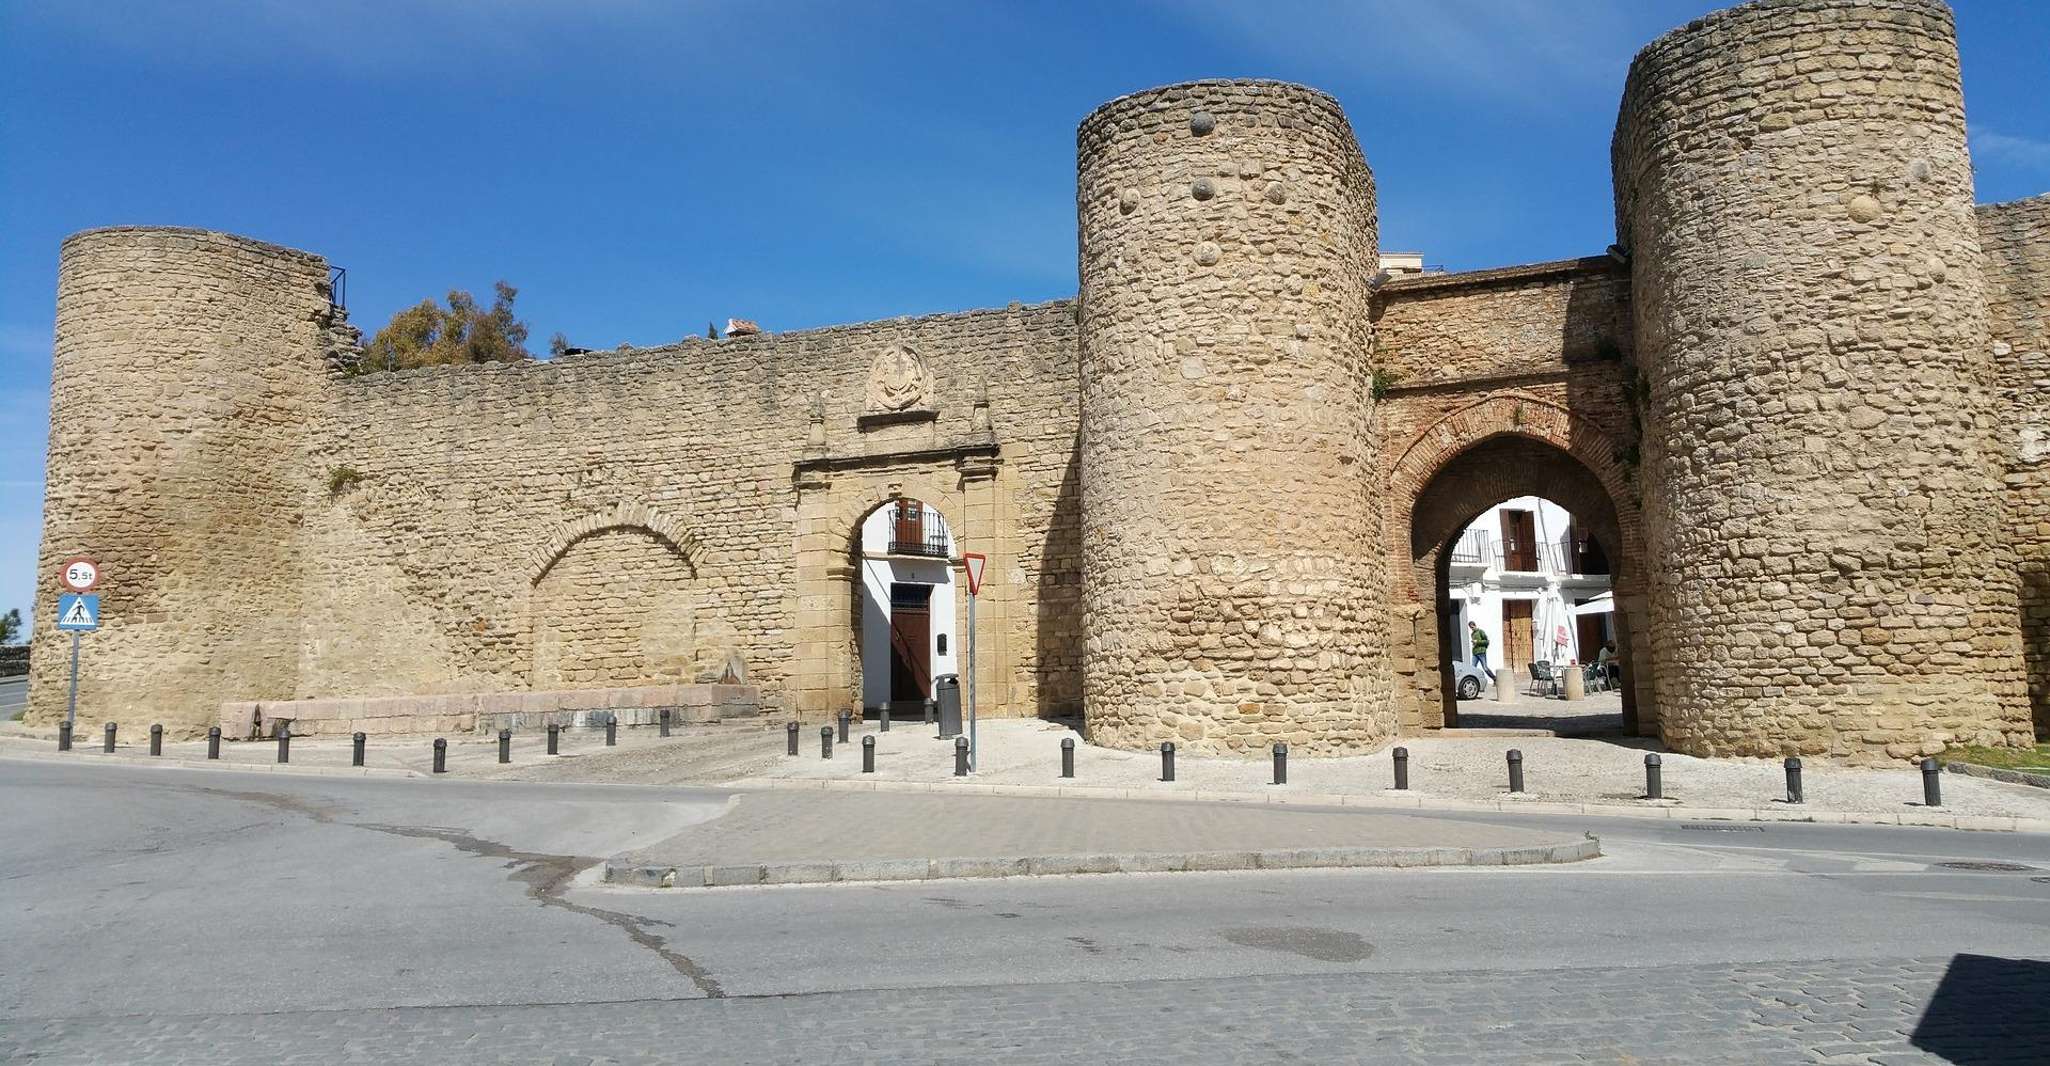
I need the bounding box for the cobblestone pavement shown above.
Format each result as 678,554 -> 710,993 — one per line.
6,955 -> 2045,1064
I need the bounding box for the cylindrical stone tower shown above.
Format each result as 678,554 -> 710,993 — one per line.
1613,0 -> 2032,759
30,228 -> 336,736
1077,80 -> 1391,756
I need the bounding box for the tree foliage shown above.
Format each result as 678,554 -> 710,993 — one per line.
0,608 -> 21,645
361,281 -> 533,372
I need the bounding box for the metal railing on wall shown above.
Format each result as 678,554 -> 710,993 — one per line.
327,266 -> 347,311
887,509 -> 951,559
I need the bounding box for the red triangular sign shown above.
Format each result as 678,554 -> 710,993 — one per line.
963,552 -> 987,596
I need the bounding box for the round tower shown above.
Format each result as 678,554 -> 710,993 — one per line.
1076,80 -> 1391,756
30,227 -> 336,737
1613,0 -> 2031,759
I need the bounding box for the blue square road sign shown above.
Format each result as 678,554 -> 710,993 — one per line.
56,593 -> 100,632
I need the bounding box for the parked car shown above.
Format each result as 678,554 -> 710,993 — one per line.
1453,660 -> 1492,699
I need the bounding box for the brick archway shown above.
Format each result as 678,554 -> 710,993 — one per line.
1382,392 -> 1655,737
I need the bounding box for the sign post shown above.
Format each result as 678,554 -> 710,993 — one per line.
961,552 -> 987,772
57,558 -> 102,731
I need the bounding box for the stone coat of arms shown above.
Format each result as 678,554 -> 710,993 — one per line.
866,345 -> 932,413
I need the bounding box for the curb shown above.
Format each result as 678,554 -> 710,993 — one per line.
1947,761 -> 2050,791
0,750 -> 425,779
602,836 -> 1602,889
723,776 -> 2050,834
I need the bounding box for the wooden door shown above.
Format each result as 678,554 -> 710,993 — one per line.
887,582 -> 932,701
1576,614 -> 1608,669
1500,510 -> 1537,571
1503,600 -> 1534,669
893,501 -> 923,551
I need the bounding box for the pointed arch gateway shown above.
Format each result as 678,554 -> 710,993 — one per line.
1383,393 -> 1656,736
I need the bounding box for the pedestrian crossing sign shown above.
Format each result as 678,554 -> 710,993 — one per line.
56,593 -> 100,632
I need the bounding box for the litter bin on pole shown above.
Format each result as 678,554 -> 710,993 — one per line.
934,674 -> 963,739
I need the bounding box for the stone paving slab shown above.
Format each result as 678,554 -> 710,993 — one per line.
5,954 -> 2042,1064
603,790 -> 1597,888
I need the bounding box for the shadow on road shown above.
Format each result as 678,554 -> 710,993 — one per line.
1910,954 -> 2050,1064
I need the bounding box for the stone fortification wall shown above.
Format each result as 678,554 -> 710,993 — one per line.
30,228 -> 340,737
1076,80 -> 1391,755
1371,259 -> 1635,387
304,301 -> 1083,723
1614,0 -> 2031,759
1977,195 -> 2050,735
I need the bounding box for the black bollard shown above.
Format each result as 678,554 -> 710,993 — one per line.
353,731 -> 366,767
838,709 -> 851,744
1922,757 -> 1942,808
605,715 -> 617,747
150,723 -> 163,757
432,737 -> 447,774
1161,741 -> 1176,783
880,705 -> 891,732
862,735 -> 876,773
1645,753 -> 1663,800
1784,757 -> 1803,805
277,721 -> 290,764
1393,746 -> 1409,791
1506,749 -> 1524,793
58,722 -> 72,751
547,723 -> 560,756
821,726 -> 833,759
104,721 -> 117,753
1060,737 -> 1075,779
1272,742 -> 1288,786
498,728 -> 511,764
786,720 -> 800,756
206,725 -> 220,760
924,698 -> 936,726
955,736 -> 970,777
659,707 -> 671,738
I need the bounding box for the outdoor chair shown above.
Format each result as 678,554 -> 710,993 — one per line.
1527,660 -> 1561,698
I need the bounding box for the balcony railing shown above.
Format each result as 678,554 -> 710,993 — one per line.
886,508 -> 951,558
1449,529 -> 1490,565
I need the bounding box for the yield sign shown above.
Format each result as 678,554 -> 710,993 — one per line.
962,552 -> 987,596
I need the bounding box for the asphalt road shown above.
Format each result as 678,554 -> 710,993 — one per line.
3,758 -> 2047,1063
0,677 -> 26,719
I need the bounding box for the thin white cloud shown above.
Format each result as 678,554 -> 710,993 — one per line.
1970,126 -> 2050,173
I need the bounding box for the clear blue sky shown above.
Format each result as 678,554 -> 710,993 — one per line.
2,1 -> 2046,636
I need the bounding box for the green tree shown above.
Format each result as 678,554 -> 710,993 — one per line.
707,321 -> 719,340
549,331 -> 570,357
361,281 -> 534,372
0,608 -> 21,645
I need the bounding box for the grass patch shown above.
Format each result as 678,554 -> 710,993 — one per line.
1944,743 -> 2050,772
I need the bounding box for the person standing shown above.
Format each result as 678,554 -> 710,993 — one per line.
1468,621 -> 1492,678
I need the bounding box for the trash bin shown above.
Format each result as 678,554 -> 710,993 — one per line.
934,674 -> 963,738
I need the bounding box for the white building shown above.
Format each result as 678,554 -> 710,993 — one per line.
1446,496 -> 1615,675
857,500 -> 959,714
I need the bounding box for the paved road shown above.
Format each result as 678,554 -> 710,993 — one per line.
3,759 -> 2047,1063
0,677 -> 26,719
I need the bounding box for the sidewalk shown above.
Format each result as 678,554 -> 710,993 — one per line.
602,790 -> 1598,888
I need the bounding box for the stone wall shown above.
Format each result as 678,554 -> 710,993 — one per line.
1077,80 -> 1391,756
1614,0 -> 2032,759
31,228 -> 339,737
307,302 -> 1085,729
1978,195 -> 2050,735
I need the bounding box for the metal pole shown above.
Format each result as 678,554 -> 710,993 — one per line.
967,592 -> 978,772
150,723 -> 163,757
821,726 -> 833,759
547,723 -> 560,756
498,728 -> 511,764
1921,757 -> 1941,808
353,731 -> 366,767
1507,749 -> 1524,793
1784,757 -> 1803,805
57,722 -> 71,751
924,697 -> 936,727
837,709 -> 851,744
277,721 -> 290,764
605,715 -> 617,747
862,735 -> 875,773
1645,753 -> 1662,800
880,704 -> 891,732
786,720 -> 800,756
659,707 -> 671,738
104,721 -> 117,753
64,632 -> 80,731
207,726 -> 220,760
1272,742 -> 1288,786
1393,746 -> 1409,790
432,738 -> 446,774
1160,742 -> 1175,783
954,736 -> 969,776
1060,736 -> 1075,779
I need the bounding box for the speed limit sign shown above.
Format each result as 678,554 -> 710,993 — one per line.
60,557 -> 99,593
